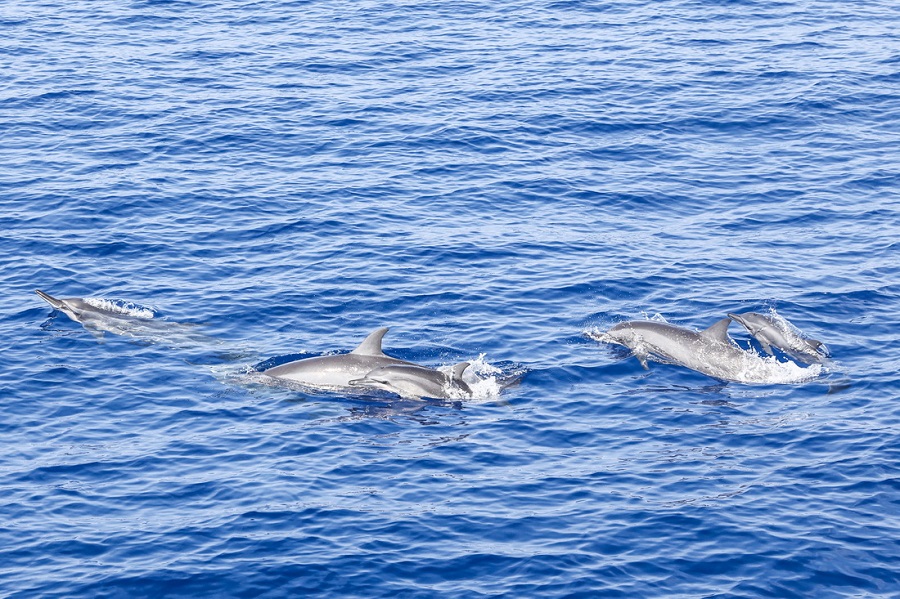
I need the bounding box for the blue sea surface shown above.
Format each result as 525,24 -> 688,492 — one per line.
2,0 -> 900,596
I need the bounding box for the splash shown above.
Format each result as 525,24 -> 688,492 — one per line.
83,297 -> 156,319
439,353 -> 504,401
698,345 -> 824,385
765,307 -> 831,359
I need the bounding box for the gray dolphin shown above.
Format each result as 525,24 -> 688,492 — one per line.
349,362 -> 473,400
37,289 -> 137,323
599,317 -> 773,382
728,311 -> 828,364
263,327 -> 418,388
36,289 -> 211,346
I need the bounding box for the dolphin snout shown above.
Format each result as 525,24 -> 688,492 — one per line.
35,289 -> 64,310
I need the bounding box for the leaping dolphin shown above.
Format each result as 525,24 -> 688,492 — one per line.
349,362 -> 473,400
728,311 -> 828,364
263,327 -> 418,389
599,317 -> 785,383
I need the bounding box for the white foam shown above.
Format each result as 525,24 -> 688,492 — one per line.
84,297 -> 156,319
439,353 -> 504,401
717,350 -> 824,385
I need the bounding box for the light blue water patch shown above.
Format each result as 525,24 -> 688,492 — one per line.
2,0 -> 900,597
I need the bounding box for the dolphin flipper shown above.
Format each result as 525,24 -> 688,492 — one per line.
636,351 -> 650,370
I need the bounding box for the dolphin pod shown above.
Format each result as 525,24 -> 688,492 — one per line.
597,312 -> 828,383
263,329 -> 475,400
37,289 -> 829,390
261,327 -> 475,400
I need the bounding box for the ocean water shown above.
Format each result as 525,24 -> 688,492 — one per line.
2,0 -> 900,596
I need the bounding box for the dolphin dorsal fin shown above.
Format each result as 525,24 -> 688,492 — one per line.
701,318 -> 732,344
351,327 -> 389,356
450,362 -> 470,382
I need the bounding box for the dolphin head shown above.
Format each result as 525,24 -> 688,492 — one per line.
35,289 -> 86,322
726,312 -> 769,337
602,322 -> 639,347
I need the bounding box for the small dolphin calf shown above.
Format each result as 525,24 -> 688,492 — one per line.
349,362 -> 473,400
728,311 -> 828,364
600,317 -> 767,382
263,327 -> 418,389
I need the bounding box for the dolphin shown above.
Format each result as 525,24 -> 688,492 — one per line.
35,288 -> 169,336
36,289 -> 138,324
349,362 -> 473,400
37,287 -> 215,340
263,327 -> 418,388
599,317 -> 779,382
728,311 -> 828,364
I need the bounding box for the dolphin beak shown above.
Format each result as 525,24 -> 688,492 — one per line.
726,313 -> 746,328
35,289 -> 65,310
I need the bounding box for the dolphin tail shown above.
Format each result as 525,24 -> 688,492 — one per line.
450,362 -> 470,382
449,361 -> 473,396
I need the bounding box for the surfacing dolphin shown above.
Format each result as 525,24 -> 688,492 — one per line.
349,362 -> 473,400
728,311 -> 828,364
263,327 -> 418,389
599,317 -> 785,383
37,289 -> 147,325
36,289 -> 209,346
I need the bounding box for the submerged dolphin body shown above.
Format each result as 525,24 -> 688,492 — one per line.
600,317 -> 783,383
36,289 -> 144,324
349,362 -> 473,400
728,311 -> 828,364
36,289 -> 211,346
263,327 -> 417,389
